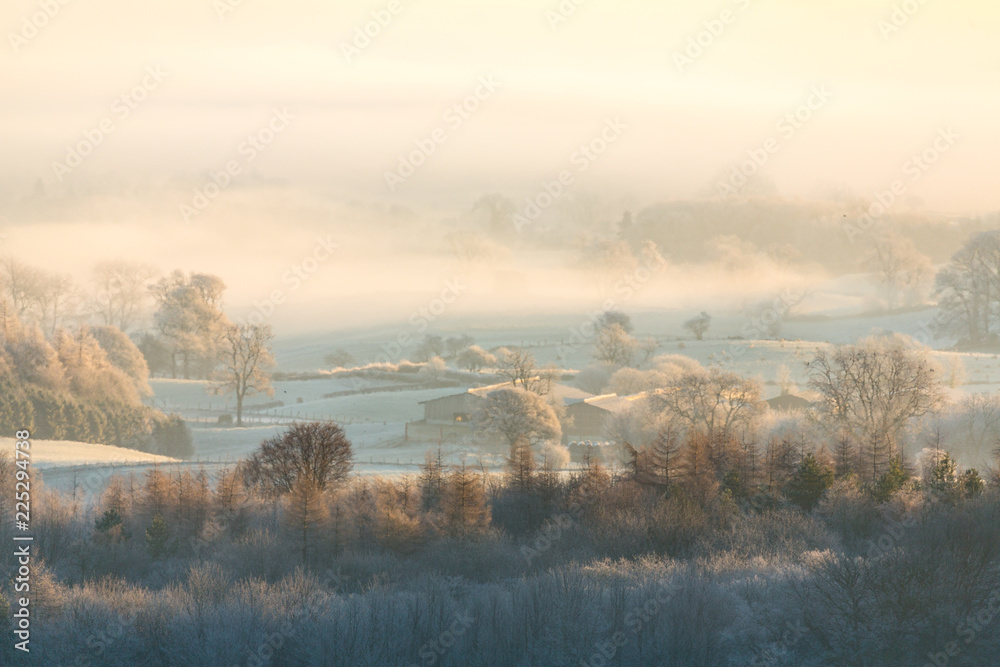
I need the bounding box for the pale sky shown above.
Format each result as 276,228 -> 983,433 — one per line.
1,0 -> 998,329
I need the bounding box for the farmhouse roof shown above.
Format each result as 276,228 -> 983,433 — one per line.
420,381 -> 594,406
765,393 -> 812,411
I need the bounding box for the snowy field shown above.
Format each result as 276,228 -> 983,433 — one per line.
2,437 -> 177,469
25,295 -> 1000,498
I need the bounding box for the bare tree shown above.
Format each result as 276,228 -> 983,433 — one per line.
150,270 -> 229,379
683,312 -> 711,340
412,334 -> 444,362
241,422 -> 354,496
90,261 -> 157,332
807,334 -> 944,480
457,345 -> 496,372
473,387 -> 562,452
594,323 -> 656,368
863,234 -> 933,310
596,310 -> 633,334
323,348 -> 355,368
495,346 -> 558,394
473,192 -> 516,237
214,323 -> 275,427
649,368 -> 763,439
0,257 -> 43,319
626,427 -> 680,491
444,334 -> 475,358
0,258 -> 80,332
934,230 -> 1000,344
35,272 -> 81,334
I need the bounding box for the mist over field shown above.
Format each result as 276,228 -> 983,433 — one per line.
2,2 -> 1000,666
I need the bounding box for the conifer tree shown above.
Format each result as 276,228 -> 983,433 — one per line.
443,462 -> 491,537
285,477 -> 328,564
145,514 -> 170,558
506,438 -> 536,492
419,446 -> 445,511
785,453 -> 835,511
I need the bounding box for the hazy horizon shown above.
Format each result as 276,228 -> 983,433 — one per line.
3,0 -> 999,332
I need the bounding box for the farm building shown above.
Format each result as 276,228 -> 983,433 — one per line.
563,394 -> 639,442
418,381 -> 645,447
765,393 -> 812,412
419,381 -> 595,426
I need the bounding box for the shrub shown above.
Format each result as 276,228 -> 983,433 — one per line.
151,414 -> 193,458
242,422 -> 354,496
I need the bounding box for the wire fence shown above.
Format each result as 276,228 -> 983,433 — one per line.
146,399 -> 389,427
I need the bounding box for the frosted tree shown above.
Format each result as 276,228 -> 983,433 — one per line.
323,348 -> 355,368
473,387 -> 562,452
214,323 -> 275,426
456,345 -> 496,372
0,257 -> 43,318
683,312 -> 711,341
90,324 -> 152,398
863,234 -> 933,310
241,422 -> 354,496
649,367 -> 762,439
807,334 -> 943,480
90,261 -> 156,332
0,258 -> 79,333
444,334 -> 475,358
285,476 -> 328,563
596,310 -> 633,334
53,328 -> 143,405
34,272 -> 81,335
933,230 -> 1000,344
594,323 -> 657,368
419,446 -> 445,511
442,461 -> 490,537
495,346 -> 558,395
150,270 -> 230,379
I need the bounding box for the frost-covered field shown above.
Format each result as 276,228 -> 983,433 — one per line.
3,437 -> 177,469
147,375 -> 407,412
32,302 -> 1000,498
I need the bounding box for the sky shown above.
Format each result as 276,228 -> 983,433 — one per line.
1,0 -> 998,331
